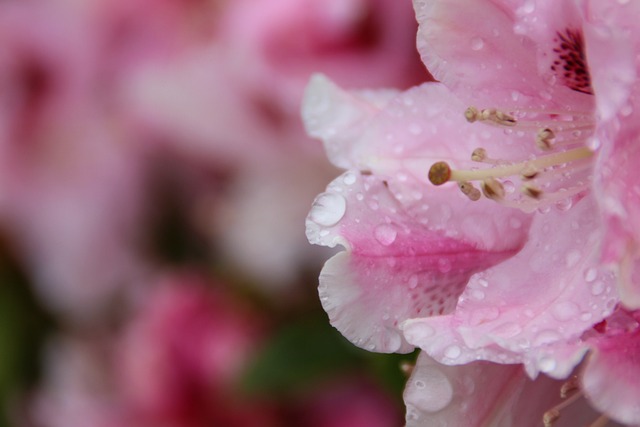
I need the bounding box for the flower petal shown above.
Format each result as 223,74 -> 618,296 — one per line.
404,195 -> 618,375
308,170 -> 529,353
404,352 -> 599,427
582,328 -> 640,425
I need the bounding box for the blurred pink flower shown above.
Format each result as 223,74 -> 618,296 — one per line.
294,378 -> 402,427
0,1 -> 149,319
31,274 -> 278,427
120,0 -> 427,288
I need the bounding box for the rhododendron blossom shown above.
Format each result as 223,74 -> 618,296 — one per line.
304,0 -> 640,424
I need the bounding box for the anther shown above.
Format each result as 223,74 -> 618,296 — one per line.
520,164 -> 539,180
560,376 -> 579,398
542,388 -> 584,426
465,107 -> 517,126
543,409 -> 560,427
481,178 -> 505,200
465,106 -> 480,123
536,128 -> 556,151
428,161 -> 451,186
458,181 -> 481,201
471,148 -> 487,162
522,184 -> 543,199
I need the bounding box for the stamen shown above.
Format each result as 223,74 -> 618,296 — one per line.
471,147 -> 487,162
464,106 -> 517,126
536,128 -> 556,151
428,146 -> 593,185
521,184 -> 542,199
543,389 -> 584,426
481,178 -> 505,200
520,164 -> 539,180
560,376 -> 580,398
588,414 -> 610,427
458,181 -> 481,201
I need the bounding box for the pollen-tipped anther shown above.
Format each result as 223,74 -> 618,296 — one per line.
560,376 -> 580,399
521,164 -> 539,180
522,184 -> 543,199
465,106 -> 480,123
471,147 -> 487,162
458,181 -> 481,201
428,161 -> 451,186
481,178 -> 505,200
536,128 -> 556,151
543,409 -> 561,427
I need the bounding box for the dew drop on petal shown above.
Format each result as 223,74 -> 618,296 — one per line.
552,301 -> 580,321
437,258 -> 452,273
470,37 -> 484,51
374,224 -> 398,246
565,250 -> 581,268
533,330 -> 562,347
591,281 -> 605,296
444,345 -> 461,359
538,356 -> 557,373
584,267 -> 598,282
309,193 -> 347,226
405,368 -> 454,413
343,172 -> 357,185
408,274 -> 419,289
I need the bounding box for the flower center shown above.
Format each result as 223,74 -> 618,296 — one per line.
428,105 -> 596,213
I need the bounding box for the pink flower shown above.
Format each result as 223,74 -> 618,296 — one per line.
31,274 -> 278,427
304,0 -> 640,423
293,377 -> 402,427
0,1 -> 148,319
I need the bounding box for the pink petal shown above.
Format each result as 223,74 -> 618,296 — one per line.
583,0 -> 640,308
582,328 -> 640,425
404,195 -> 618,375
303,75 -> 547,177
308,170 -> 529,353
404,352 -> 599,427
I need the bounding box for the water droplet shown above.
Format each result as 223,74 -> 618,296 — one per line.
538,356 -> 557,373
587,137 -> 601,150
533,330 -> 561,346
438,258 -> 452,273
580,312 -> 592,321
471,289 -> 485,300
521,0 -> 535,13
510,91 -> 521,101
584,268 -> 598,282
444,345 -> 462,359
374,224 -> 398,246
591,281 -> 605,296
408,274 -> 419,289
565,250 -> 581,268
470,37 -> 485,51
309,193 -> 347,226
409,123 -> 423,135
405,369 -> 453,413
556,197 -> 573,212
477,278 -> 489,287
552,301 -> 580,321
343,172 -> 357,185
355,192 -> 364,201
367,199 -> 379,210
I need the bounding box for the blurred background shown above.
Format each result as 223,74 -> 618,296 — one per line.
0,0 -> 430,425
